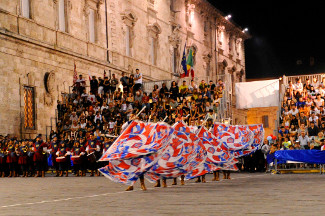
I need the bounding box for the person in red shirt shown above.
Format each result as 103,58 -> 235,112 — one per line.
71,140 -> 85,177
18,140 -> 29,177
86,133 -> 100,176
33,135 -> 48,177
56,141 -> 71,177
6,139 -> 17,177
0,141 -> 6,177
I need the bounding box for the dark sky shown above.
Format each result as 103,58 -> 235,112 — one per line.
208,0 -> 325,79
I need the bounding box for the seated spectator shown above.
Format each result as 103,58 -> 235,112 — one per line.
134,91 -> 143,103
313,132 -> 324,150
278,126 -> 289,144
309,112 -> 319,126
308,121 -> 319,137
298,131 -> 309,149
179,80 -> 189,98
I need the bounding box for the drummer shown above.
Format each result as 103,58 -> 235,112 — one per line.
86,133 -> 100,176
79,137 -> 87,176
71,140 -> 85,177
55,141 -> 71,177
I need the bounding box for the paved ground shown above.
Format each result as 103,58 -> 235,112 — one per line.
0,172 -> 324,216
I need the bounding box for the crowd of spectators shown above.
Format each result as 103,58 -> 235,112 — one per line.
277,77 -> 325,151
55,69 -> 225,140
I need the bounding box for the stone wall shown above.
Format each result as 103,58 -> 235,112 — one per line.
246,106 -> 278,137
0,0 -> 249,137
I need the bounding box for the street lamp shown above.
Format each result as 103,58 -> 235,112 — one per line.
225,15 -> 232,20
242,28 -> 248,33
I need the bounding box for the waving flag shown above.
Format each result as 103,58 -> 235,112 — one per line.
213,124 -> 254,151
99,121 -> 174,185
196,127 -> 232,171
100,121 -> 173,161
180,42 -> 188,78
146,121 -> 207,181
213,123 -> 264,158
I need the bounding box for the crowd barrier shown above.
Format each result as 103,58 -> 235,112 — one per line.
267,150 -> 325,174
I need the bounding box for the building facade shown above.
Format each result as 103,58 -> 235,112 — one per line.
0,0 -> 249,138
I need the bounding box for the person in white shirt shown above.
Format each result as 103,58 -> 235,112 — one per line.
70,112 -> 78,124
134,69 -> 142,92
80,119 -> 87,129
294,78 -> 303,93
94,111 -> 102,123
289,106 -> 299,117
309,112 -> 319,126
101,102 -> 109,112
87,92 -> 96,104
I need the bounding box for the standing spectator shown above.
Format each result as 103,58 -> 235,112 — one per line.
110,73 -> 118,93
134,69 -> 142,92
76,75 -> 86,95
199,80 -> 208,91
217,79 -> 224,89
98,77 -> 104,95
90,76 -> 98,94
103,77 -> 110,95
159,83 -> 169,98
120,72 -> 129,93
208,80 -> 216,96
169,81 -> 179,100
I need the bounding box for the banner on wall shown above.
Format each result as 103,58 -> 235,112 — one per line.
235,79 -> 279,109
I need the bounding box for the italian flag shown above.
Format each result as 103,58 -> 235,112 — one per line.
187,48 -> 194,78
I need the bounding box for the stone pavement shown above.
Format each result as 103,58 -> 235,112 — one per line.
0,173 -> 324,216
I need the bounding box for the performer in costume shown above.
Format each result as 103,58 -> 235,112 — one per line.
86,133 -> 100,176
55,141 -> 71,177
33,135 -> 48,177
6,139 -> 17,177
27,139 -> 35,177
49,136 -> 60,177
18,140 -> 29,177
0,141 -> 7,177
79,137 -> 87,176
71,140 -> 85,176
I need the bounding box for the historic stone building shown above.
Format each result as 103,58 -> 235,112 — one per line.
0,0 -> 249,138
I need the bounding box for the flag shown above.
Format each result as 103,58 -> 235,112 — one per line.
187,47 -> 194,78
88,73 -> 92,81
73,62 -> 78,85
180,43 -> 188,78
98,121 -> 174,185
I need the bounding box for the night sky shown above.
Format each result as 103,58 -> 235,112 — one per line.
208,0 -> 325,79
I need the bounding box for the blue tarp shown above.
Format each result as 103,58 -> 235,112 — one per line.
274,150 -> 325,164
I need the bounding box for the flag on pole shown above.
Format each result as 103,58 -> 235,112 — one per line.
88,73 -> 92,81
187,48 -> 194,78
73,62 -> 78,85
180,43 -> 188,78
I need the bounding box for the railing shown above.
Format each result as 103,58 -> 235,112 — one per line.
284,73 -> 325,85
